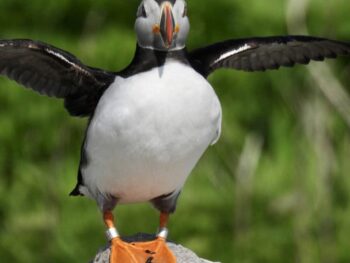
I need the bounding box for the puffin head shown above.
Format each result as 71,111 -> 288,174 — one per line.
135,0 -> 190,51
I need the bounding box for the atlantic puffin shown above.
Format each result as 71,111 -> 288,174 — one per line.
0,0 -> 349,262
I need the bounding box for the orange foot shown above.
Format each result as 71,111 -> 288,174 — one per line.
103,211 -> 176,263
109,236 -> 176,263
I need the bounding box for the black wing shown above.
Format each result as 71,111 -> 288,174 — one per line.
0,39 -> 116,116
188,36 -> 350,77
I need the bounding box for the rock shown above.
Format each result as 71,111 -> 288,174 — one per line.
91,233 -> 220,263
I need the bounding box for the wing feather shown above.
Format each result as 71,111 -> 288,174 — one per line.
0,39 -> 116,116
189,36 -> 350,77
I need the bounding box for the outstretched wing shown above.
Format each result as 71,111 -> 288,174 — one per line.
188,36 -> 350,77
0,39 -> 116,116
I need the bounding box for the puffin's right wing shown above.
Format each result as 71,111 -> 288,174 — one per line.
188,36 -> 350,77
0,39 -> 116,117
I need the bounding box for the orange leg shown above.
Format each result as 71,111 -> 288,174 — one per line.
159,212 -> 169,229
103,211 -> 176,263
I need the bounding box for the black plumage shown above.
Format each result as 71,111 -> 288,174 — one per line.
189,36 -> 350,77
0,39 -> 115,117
1,37 -> 349,119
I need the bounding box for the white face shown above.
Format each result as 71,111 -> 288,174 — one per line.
135,0 -> 190,51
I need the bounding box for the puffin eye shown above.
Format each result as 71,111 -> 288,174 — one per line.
137,4 -> 147,18
182,4 -> 187,17
141,5 -> 147,17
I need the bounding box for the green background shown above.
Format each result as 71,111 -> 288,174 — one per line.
0,0 -> 350,262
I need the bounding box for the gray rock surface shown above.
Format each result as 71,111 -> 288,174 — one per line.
91,233 -> 220,263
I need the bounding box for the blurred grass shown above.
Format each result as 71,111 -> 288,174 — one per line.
0,0 -> 350,262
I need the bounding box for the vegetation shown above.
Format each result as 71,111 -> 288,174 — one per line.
0,0 -> 350,262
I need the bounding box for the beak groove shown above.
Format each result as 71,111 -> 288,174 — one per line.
160,3 -> 175,48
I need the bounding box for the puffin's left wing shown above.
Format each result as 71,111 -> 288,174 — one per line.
188,36 -> 350,77
0,39 -> 116,117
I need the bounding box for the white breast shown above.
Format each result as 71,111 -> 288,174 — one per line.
82,60 -> 222,203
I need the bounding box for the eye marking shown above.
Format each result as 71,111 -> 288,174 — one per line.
141,5 -> 147,17
137,4 -> 147,18
182,4 -> 187,17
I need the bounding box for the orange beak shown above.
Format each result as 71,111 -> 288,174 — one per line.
160,3 -> 175,48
